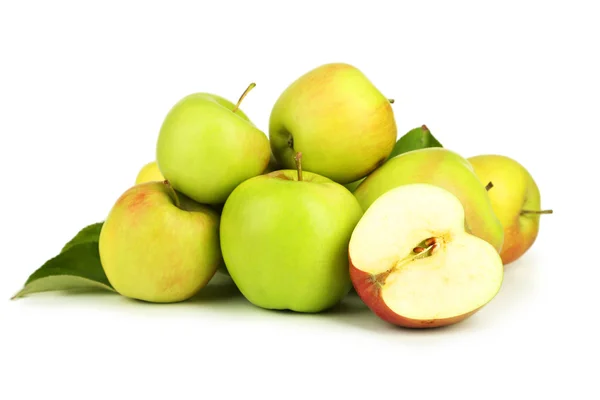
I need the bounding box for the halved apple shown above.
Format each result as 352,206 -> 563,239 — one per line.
349,183 -> 504,328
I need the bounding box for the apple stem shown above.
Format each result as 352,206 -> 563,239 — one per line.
294,152 -> 303,182
163,180 -> 182,208
521,209 -> 554,215
388,98 -> 395,104
485,181 -> 494,191
232,82 -> 256,113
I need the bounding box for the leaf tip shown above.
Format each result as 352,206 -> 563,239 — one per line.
10,291 -> 23,300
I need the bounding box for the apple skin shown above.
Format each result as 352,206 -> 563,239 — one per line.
353,147 -> 504,253
468,154 -> 547,265
98,181 -> 223,303
156,92 -> 271,205
269,63 -> 397,184
349,265 -> 481,328
219,169 -> 364,313
135,161 -> 165,184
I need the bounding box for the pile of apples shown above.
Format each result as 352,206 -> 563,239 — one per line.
99,62 -> 551,329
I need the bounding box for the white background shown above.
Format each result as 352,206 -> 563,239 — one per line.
1,1 -> 598,399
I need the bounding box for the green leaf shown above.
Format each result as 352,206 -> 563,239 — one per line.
11,222 -> 116,299
60,222 -> 104,253
388,124 -> 443,159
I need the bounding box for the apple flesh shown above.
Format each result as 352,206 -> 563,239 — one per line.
99,180 -> 223,303
220,165 -> 364,313
349,183 -> 504,328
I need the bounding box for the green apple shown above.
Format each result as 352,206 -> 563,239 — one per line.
269,63 -> 397,184
353,147 -> 504,253
156,83 -> 271,205
350,183 -> 504,328
135,161 -> 164,184
468,154 -> 553,265
98,180 -> 223,303
219,154 -> 364,313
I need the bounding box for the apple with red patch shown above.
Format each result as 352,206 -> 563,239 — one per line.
98,180 -> 223,303
349,183 -> 504,328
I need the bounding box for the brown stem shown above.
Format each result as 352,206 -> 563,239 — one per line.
485,181 -> 494,191
521,209 -> 553,215
294,152 -> 303,182
388,98 -> 395,104
232,83 -> 256,113
163,180 -> 181,208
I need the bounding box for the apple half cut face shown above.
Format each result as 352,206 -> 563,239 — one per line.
349,183 -> 504,328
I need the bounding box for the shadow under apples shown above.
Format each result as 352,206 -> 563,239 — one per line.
9,288 -> 119,304
187,273 -> 243,303
476,252 -> 541,318
323,290 -> 494,337
99,253 -> 540,333
105,271 -> 245,310
328,254 -> 542,336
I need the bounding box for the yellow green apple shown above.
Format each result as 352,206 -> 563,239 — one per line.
269,63 -> 397,184
156,83 -> 271,205
135,161 -> 164,184
353,147 -> 504,252
468,154 -> 552,265
98,180 -> 223,303
219,154 -> 364,313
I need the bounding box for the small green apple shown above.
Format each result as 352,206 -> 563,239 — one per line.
468,154 -> 553,265
269,63 -> 397,184
219,153 -> 364,313
156,83 -> 271,205
98,180 -> 223,303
